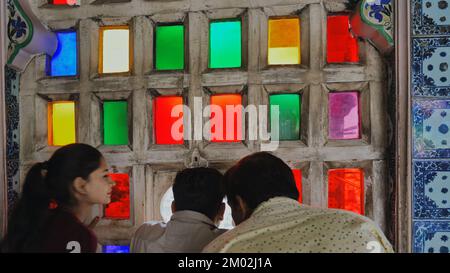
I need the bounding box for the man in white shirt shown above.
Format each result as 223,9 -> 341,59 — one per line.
131,168 -> 227,253
203,152 -> 394,253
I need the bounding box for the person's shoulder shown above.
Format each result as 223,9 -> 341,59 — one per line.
133,221 -> 166,241
299,205 -> 371,224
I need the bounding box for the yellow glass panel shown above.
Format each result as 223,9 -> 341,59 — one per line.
268,18 -> 301,65
100,27 -> 130,74
50,101 -> 76,146
268,47 -> 300,65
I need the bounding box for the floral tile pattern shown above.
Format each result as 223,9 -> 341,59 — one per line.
412,0 -> 450,36
5,66 -> 20,213
413,99 -> 450,158
414,221 -> 450,253
413,161 -> 450,219
412,37 -> 450,97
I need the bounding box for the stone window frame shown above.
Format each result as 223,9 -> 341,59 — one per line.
35,92 -> 80,153
90,90 -> 134,153
260,83 -> 310,148
259,4 -> 311,70
322,82 -> 371,147
145,87 -> 190,150
35,19 -> 80,82
94,165 -> 135,232
146,12 -> 189,74
201,85 -> 249,150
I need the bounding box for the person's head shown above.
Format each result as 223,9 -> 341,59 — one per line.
223,152 -> 299,225
1,143 -> 115,252
171,167 -> 225,225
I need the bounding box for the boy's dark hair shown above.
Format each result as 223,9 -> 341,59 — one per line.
223,152 -> 299,210
172,167 -> 225,220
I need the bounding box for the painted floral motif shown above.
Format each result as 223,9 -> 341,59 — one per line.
413,100 -> 450,158
414,221 -> 450,253
360,0 -> 393,44
5,66 -> 20,214
7,0 -> 33,65
412,37 -> 450,97
414,161 -> 450,219
412,0 -> 450,35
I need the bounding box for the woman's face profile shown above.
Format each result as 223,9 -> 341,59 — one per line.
84,158 -> 115,205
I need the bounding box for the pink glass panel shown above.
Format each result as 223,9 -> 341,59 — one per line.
328,92 -> 360,140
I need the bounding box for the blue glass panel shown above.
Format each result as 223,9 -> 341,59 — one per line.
102,245 -> 130,253
49,31 -> 77,77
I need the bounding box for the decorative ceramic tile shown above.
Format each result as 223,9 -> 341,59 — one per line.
5,66 -> 20,213
413,161 -> 450,218
413,99 -> 450,158
414,221 -> 450,253
412,37 -> 450,97
412,0 -> 450,36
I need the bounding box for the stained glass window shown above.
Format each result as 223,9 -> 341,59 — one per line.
328,168 -> 364,215
268,18 -> 301,65
155,25 -> 185,70
48,101 -> 76,146
104,173 -> 130,220
48,30 -> 78,77
210,94 -> 242,143
153,96 -> 184,145
327,15 -> 359,63
209,20 -> 242,69
329,92 -> 360,140
270,94 -> 301,140
99,26 -> 131,74
103,101 -> 128,145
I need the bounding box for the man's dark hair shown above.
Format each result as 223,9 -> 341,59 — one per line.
173,167 -> 225,220
223,152 -> 299,210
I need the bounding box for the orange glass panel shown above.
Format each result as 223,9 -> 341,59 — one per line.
268,18 -> 301,65
292,169 -> 302,203
327,15 -> 359,63
153,96 -> 184,145
105,173 -> 130,220
210,94 -> 242,143
328,168 -> 364,215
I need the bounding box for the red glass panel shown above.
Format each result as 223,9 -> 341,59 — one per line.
328,168 -> 364,215
327,15 -> 359,63
292,169 -> 302,203
105,173 -> 130,220
210,94 -> 242,143
52,0 -> 76,5
153,96 -> 184,145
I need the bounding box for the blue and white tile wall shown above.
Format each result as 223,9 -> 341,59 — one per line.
4,66 -> 20,215
412,0 -> 450,253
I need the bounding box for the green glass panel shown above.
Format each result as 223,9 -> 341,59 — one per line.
104,101 -> 128,145
270,94 -> 301,141
156,25 -> 185,70
209,20 -> 242,69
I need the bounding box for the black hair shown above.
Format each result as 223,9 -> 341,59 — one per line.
0,143 -> 103,252
172,167 -> 225,221
223,152 -> 299,210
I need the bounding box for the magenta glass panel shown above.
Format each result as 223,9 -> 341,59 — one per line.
328,92 -> 360,140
